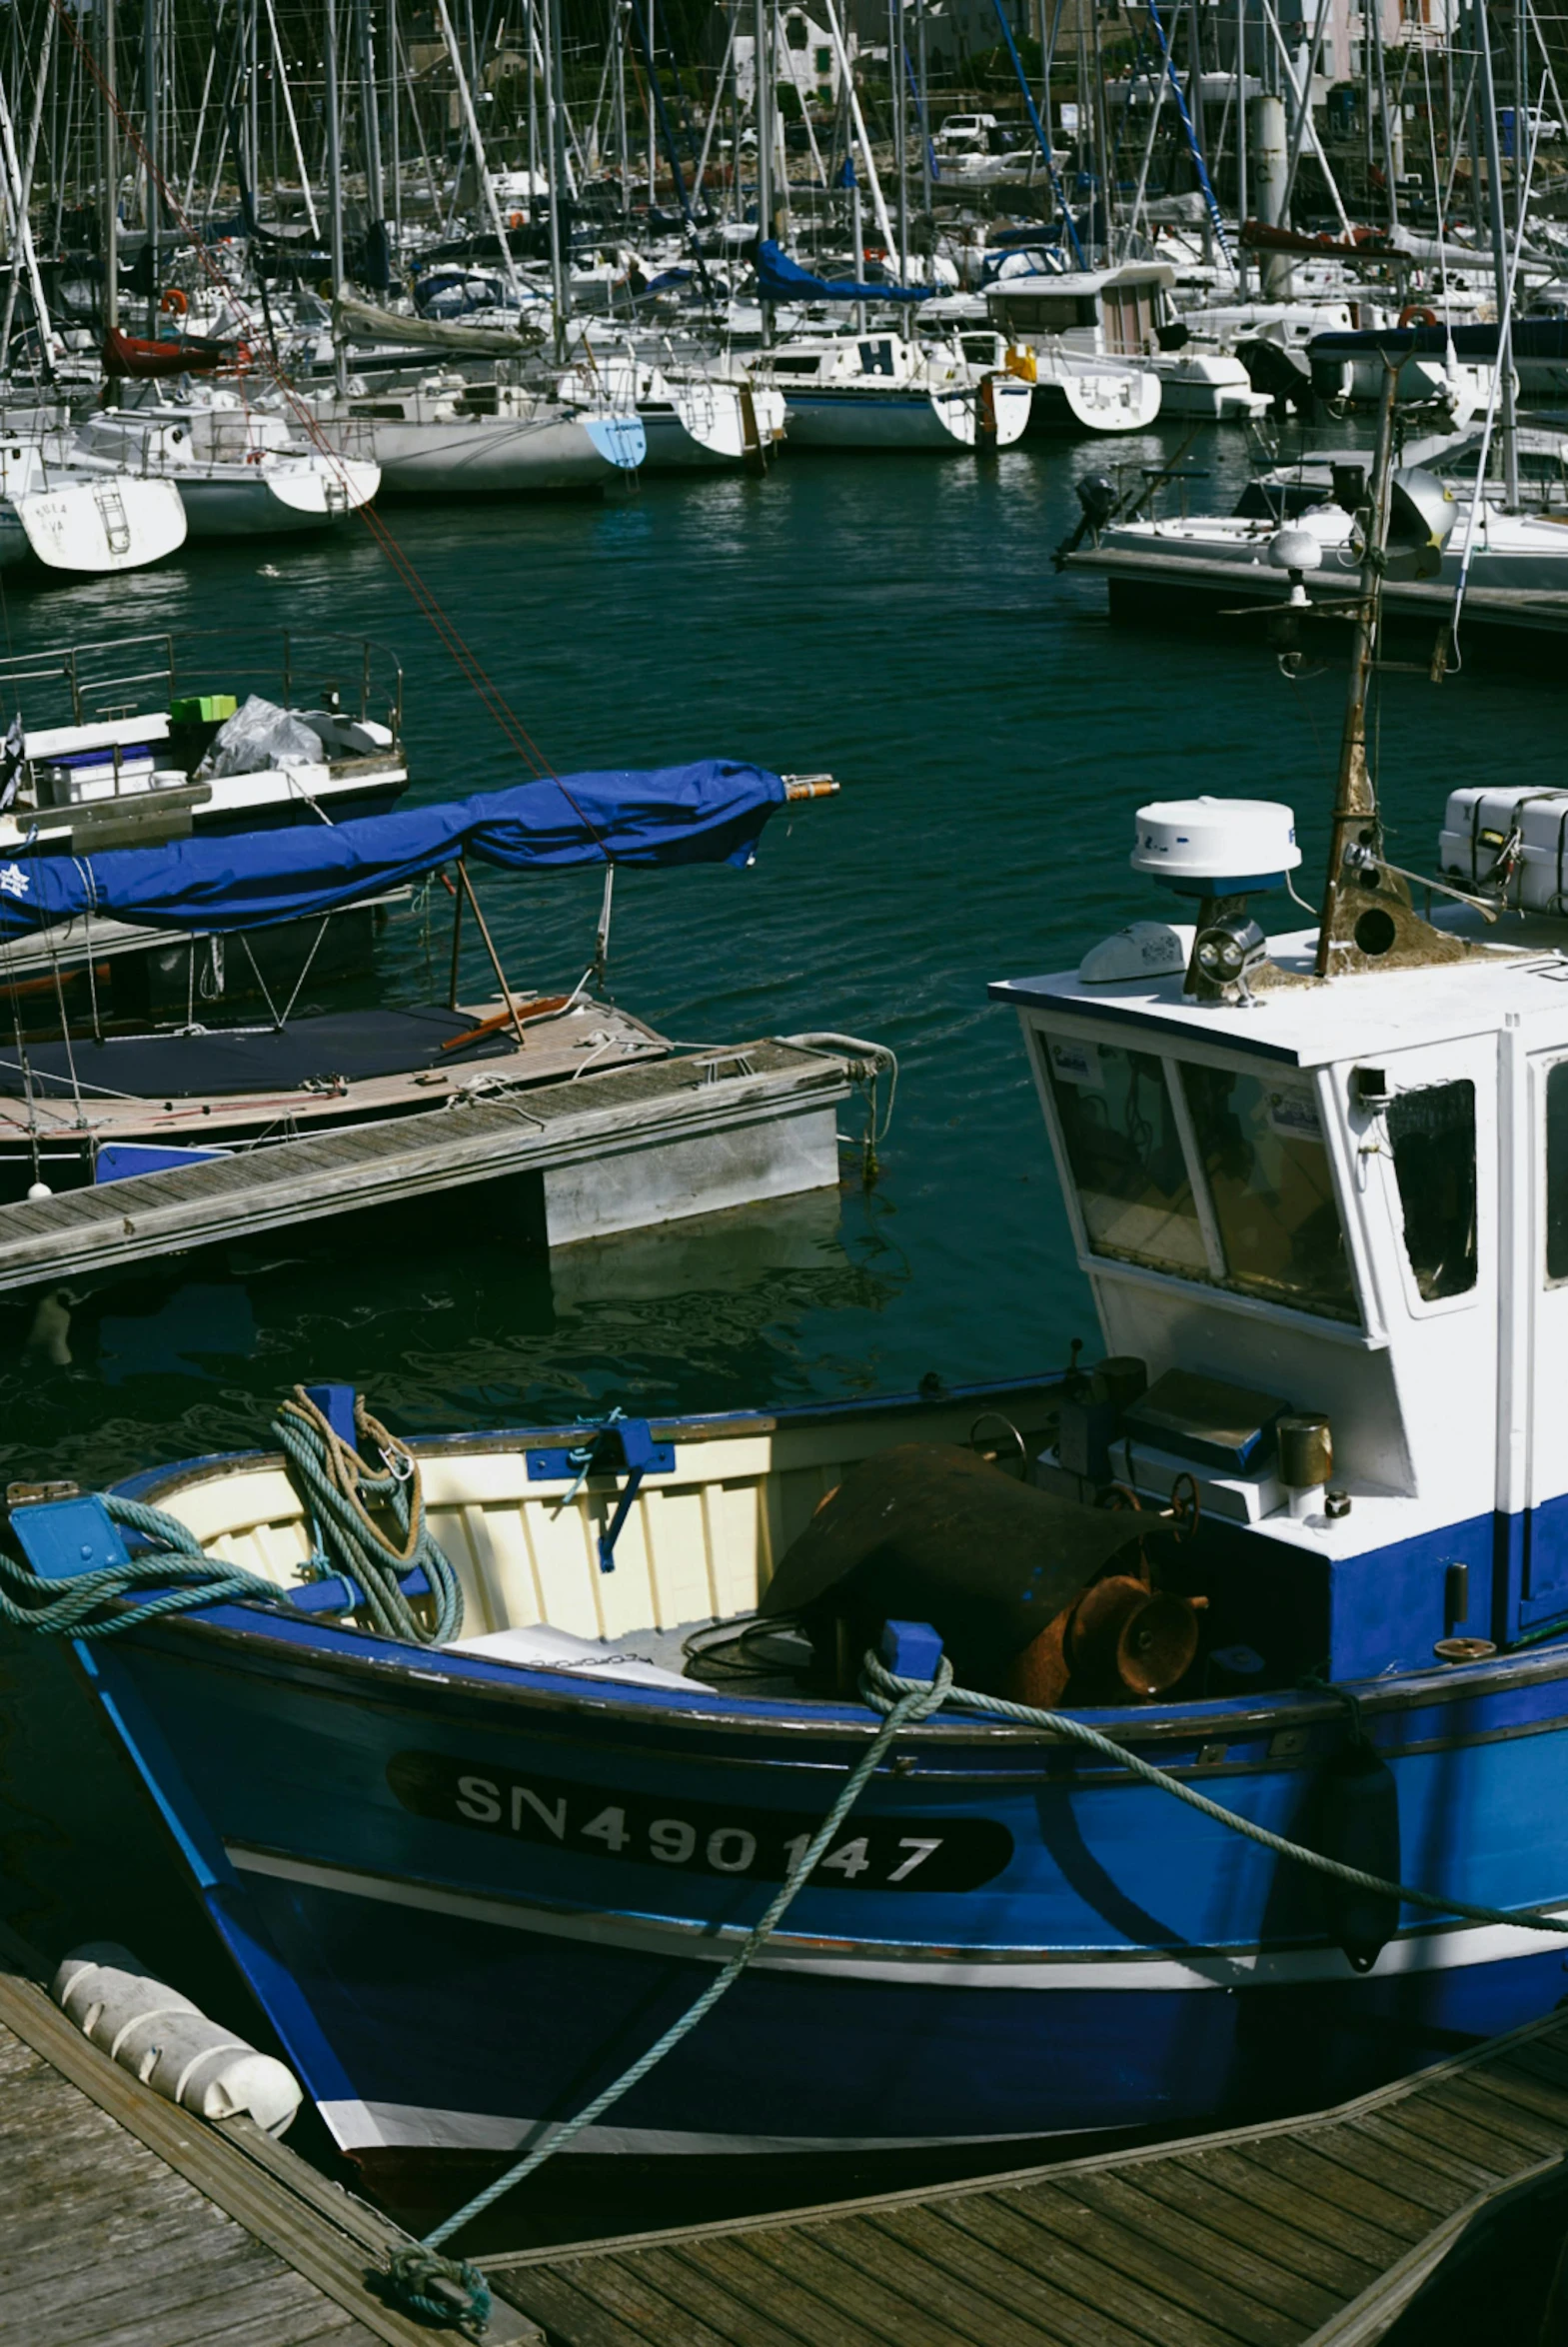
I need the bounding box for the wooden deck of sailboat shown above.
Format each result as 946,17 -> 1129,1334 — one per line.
0,1037 -> 859,1288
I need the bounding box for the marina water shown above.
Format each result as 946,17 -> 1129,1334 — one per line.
0,422 -> 1557,2230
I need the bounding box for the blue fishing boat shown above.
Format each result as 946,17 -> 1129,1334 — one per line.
11,386 -> 1568,2228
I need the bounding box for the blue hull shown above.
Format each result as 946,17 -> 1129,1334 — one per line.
68,1490 -> 1568,2200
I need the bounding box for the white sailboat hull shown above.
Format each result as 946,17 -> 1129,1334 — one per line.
1147,355 -> 1271,420
782,380 -> 1029,450
12,477 -> 188,573
322,411 -> 644,493
1026,363 -> 1163,433
175,457 -> 381,538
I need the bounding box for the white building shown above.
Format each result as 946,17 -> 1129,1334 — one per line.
733,10 -> 847,113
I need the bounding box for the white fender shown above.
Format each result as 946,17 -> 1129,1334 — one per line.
53,1942 -> 301,2135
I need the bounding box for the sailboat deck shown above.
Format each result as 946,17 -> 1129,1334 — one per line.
0,998 -> 668,1147
489,2004 -> 1568,2347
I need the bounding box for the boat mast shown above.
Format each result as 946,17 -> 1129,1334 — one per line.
540,0 -> 568,357
102,0 -> 118,398
143,0 -> 160,331
0,22 -> 58,379
324,0 -> 349,393
1475,0 -> 1520,509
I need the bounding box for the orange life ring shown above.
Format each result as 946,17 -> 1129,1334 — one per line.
159,286 -> 188,316
509,209 -> 526,229
1398,303 -> 1438,328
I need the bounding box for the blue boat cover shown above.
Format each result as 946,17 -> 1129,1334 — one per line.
754,238 -> 932,305
0,761 -> 786,937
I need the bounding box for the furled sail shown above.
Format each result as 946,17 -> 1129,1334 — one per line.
335,287 -> 545,355
0,762 -> 786,935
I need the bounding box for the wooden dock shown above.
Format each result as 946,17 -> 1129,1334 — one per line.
485,2008 -> 1568,2347
0,1940 -> 539,2345
0,1039 -> 856,1293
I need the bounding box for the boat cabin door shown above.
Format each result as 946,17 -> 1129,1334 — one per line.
1523,1046 -> 1568,1634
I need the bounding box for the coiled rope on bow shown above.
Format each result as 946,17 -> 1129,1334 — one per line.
862,1654 -> 1568,1937
0,1495 -> 285,1638
386,1661 -> 951,2317
272,1387 -> 464,1647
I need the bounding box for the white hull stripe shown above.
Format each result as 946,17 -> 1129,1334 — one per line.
317,2095 -> 1074,2159
227,1844 -> 1568,1990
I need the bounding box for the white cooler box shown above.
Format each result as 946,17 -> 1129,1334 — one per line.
1439,786 -> 1568,915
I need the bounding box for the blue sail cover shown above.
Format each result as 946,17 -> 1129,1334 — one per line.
754,238 -> 932,305
0,761 -> 786,938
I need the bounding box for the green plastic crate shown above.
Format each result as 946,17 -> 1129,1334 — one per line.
169,693 -> 238,725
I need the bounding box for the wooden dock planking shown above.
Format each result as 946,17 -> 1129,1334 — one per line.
0,1952 -> 539,2345
0,1040 -> 854,1291
488,2007 -> 1568,2347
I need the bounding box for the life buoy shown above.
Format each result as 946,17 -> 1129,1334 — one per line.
1398,303 -> 1438,329
509,209 -> 526,229
159,286 -> 188,316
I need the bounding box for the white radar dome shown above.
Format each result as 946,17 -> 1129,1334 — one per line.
1131,797 -> 1301,899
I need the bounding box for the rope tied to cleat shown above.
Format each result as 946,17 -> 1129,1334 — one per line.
272,1385 -> 465,1646
0,1495 -> 286,1637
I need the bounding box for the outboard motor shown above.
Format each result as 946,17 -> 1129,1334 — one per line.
1053,471 -> 1119,570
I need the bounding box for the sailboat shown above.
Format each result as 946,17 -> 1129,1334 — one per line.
70,388 -> 381,538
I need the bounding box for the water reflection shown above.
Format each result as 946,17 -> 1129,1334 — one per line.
0,1180 -> 908,1487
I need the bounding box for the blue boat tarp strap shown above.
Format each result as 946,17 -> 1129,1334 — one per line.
0,762 -> 787,938
754,238 -> 932,305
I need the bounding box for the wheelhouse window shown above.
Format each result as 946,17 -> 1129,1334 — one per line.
1039,1028 -> 1361,1324
1179,1067 -> 1358,1320
1042,1038 -> 1209,1278
1548,1063 -> 1568,1282
1387,1080 -> 1477,1300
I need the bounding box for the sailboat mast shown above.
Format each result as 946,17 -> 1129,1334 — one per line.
102,0 -> 118,338
143,0 -> 160,330
541,0 -> 567,356
1475,0 -> 1519,508
324,0 -> 349,393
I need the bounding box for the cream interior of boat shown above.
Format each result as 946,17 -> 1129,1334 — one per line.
148,1387 -> 1061,1687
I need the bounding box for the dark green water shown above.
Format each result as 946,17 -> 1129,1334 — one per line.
0,428 -> 1557,2228
1,421 -> 1516,1485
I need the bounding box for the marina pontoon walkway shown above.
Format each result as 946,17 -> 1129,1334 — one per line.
0,1941 -> 538,2346
0,1039 -> 856,1290
487,2006 -> 1568,2347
